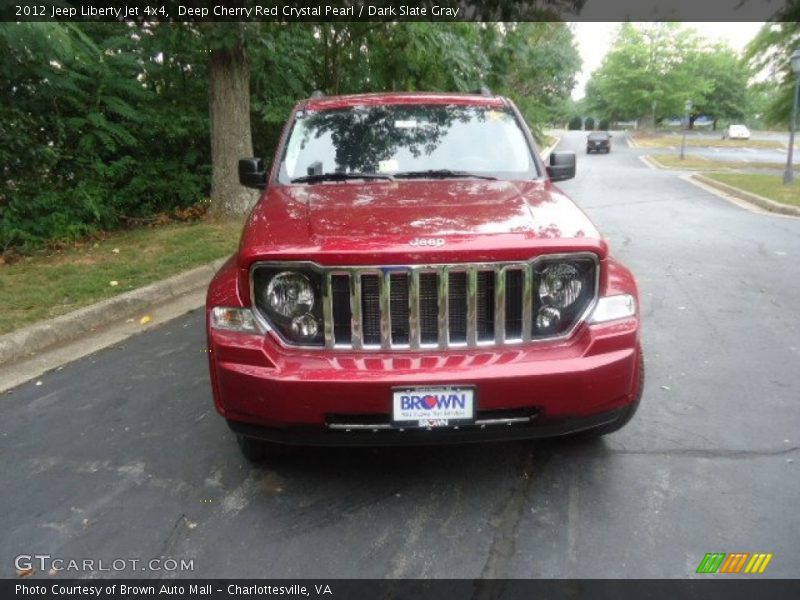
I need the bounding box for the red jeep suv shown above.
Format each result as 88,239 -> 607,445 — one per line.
206,92 -> 643,460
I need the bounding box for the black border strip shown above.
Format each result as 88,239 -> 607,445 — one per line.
1,0 -> 797,23
4,579 -> 800,600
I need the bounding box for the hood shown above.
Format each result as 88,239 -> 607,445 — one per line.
238,179 -> 606,267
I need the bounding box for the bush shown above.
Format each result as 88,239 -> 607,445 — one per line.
584,117 -> 595,131
598,119 -> 610,131
568,116 -> 583,130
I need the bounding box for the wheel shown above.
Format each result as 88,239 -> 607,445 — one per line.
586,148 -> 592,154
235,433 -> 291,463
572,349 -> 644,439
605,148 -> 611,154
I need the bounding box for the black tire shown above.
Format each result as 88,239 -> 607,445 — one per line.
235,433 -> 291,463
605,148 -> 611,154
572,349 -> 644,439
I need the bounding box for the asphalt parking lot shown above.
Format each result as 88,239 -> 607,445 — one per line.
2,131 -> 798,579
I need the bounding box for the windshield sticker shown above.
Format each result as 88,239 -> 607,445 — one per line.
394,120 -> 418,129
486,110 -> 507,122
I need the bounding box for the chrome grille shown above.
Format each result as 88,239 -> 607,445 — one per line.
250,255 -> 598,350
319,259 -> 597,351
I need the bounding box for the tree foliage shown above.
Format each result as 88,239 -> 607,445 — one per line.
1,21 -> 581,252
585,23 -> 750,128
744,22 -> 800,127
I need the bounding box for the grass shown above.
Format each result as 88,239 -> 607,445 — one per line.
648,154 -> 788,171
0,218 -> 244,335
632,133 -> 786,150
702,173 -> 800,207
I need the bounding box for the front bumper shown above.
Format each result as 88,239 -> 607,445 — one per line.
208,316 -> 641,445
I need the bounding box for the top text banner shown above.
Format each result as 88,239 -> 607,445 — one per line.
2,0 -> 795,22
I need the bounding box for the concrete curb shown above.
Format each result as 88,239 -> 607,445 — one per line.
638,155 -> 660,170
0,257 -> 227,366
691,174 -> 800,217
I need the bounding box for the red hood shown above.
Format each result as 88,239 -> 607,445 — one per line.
238,179 -> 606,267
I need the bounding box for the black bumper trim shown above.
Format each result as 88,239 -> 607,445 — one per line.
227,405 -> 630,447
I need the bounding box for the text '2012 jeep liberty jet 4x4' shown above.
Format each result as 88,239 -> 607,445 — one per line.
206,91 -> 643,460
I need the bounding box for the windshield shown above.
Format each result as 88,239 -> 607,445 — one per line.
588,133 -> 609,140
277,104 -> 540,183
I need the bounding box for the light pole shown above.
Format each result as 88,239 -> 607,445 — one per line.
680,99 -> 692,160
784,48 -> 800,184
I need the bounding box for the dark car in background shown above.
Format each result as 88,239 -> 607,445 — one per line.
587,132 -> 611,154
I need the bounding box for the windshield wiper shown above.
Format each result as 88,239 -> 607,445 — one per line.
290,172 -> 394,184
394,169 -> 497,181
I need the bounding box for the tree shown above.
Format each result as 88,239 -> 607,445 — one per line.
482,23 -> 581,137
685,44 -> 749,130
201,24 -> 259,216
745,22 -> 800,127
585,23 -> 711,127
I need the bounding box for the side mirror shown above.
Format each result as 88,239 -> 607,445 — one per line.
238,158 -> 267,189
546,151 -> 576,182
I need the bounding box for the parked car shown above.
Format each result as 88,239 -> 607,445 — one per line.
723,124 -> 750,140
207,91 -> 643,460
587,131 -> 612,153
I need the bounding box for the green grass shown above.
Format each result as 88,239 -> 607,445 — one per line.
648,154 -> 787,171
703,173 -> 800,207
632,133 -> 785,150
0,219 -> 244,335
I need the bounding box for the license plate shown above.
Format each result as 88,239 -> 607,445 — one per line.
392,386 -> 475,428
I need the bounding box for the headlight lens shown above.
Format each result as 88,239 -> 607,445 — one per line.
252,266 -> 324,347
538,263 -> 582,308
533,256 -> 597,338
265,271 -> 315,318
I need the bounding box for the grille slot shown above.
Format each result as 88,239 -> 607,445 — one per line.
361,274 -> 381,345
504,269 -> 523,339
477,270 -> 495,341
419,273 -> 439,344
448,272 -> 467,343
331,274 -> 352,344
390,273 -> 410,344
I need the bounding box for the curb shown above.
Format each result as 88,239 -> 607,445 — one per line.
691,174 -> 800,217
0,257 -> 228,366
638,155 -> 660,170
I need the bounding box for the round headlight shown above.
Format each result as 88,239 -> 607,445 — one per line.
539,263 -> 582,308
265,271 -> 315,318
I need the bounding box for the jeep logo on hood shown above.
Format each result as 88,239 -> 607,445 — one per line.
410,238 -> 445,247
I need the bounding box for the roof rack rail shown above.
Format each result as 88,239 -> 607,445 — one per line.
310,90 -> 325,99
473,86 -> 492,97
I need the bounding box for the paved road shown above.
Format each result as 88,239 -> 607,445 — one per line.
2,131 -> 799,579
